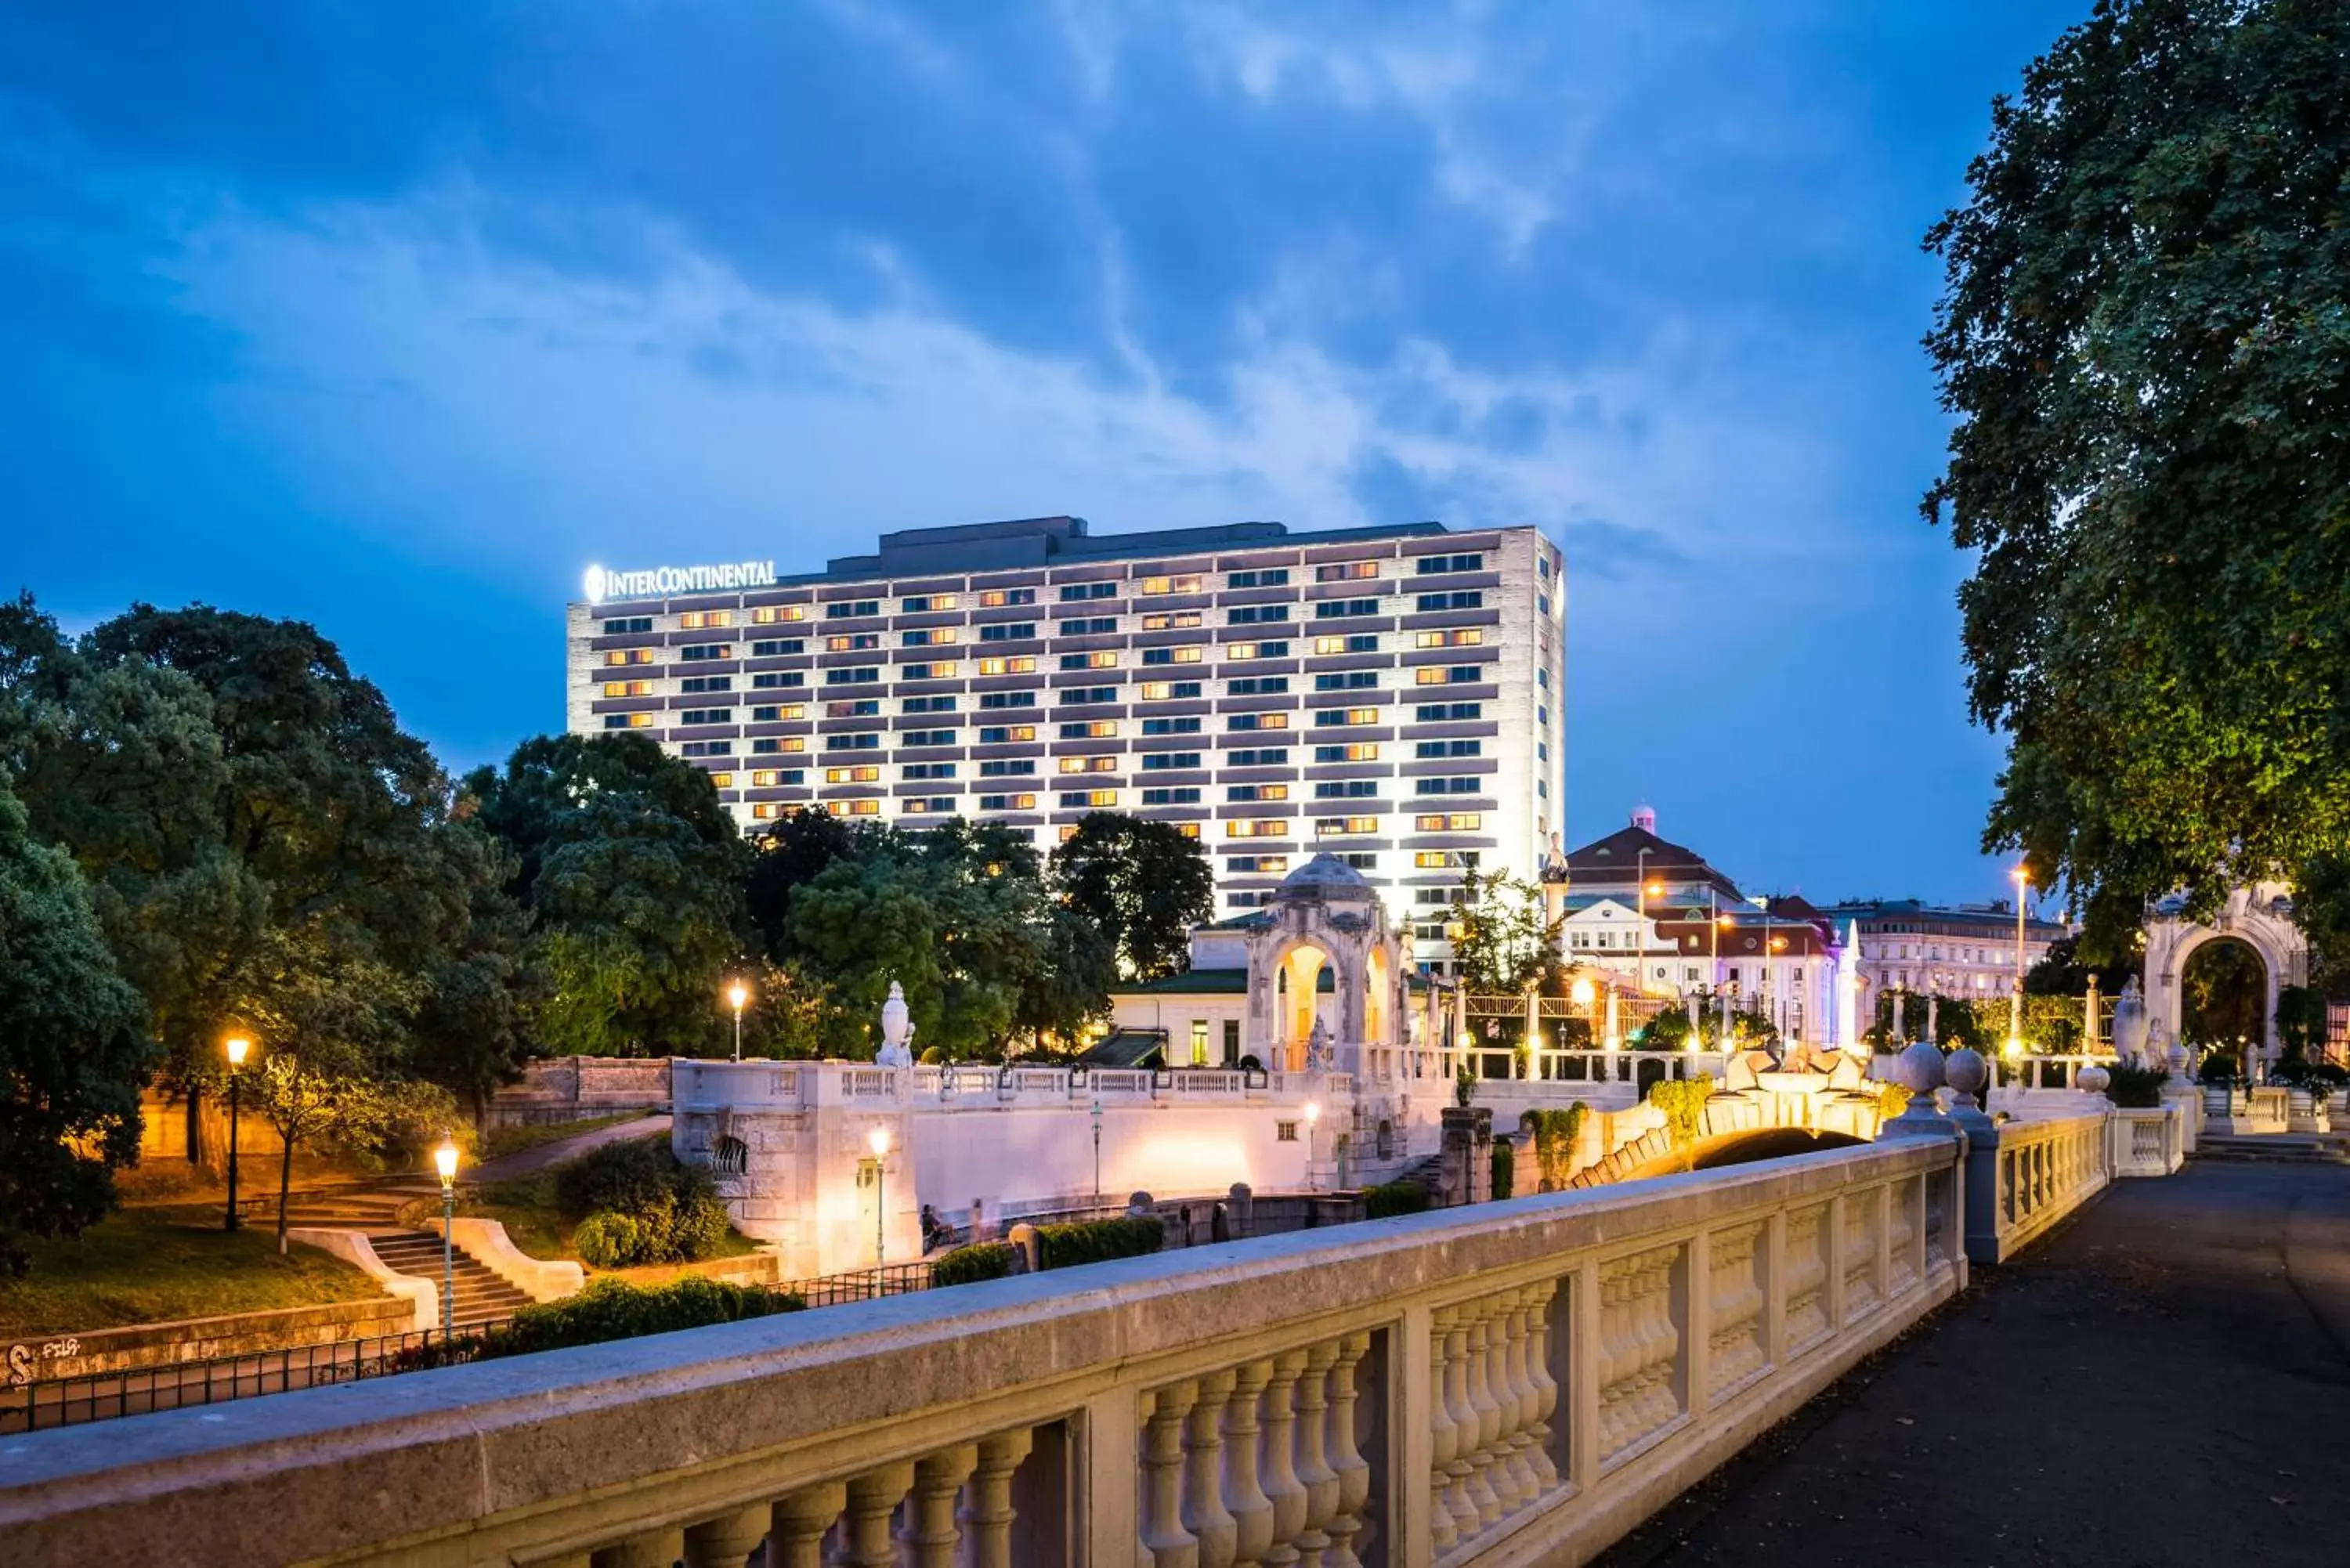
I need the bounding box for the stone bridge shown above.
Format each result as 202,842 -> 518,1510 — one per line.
0,1108 -> 2144,1567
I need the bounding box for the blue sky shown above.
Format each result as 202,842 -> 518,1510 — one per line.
0,1 -> 2077,906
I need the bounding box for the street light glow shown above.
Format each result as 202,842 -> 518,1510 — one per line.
224,1035 -> 251,1069
1304,1100 -> 1321,1127
727,981 -> 748,1012
867,1124 -> 891,1158
433,1139 -> 460,1187
1570,977 -> 1596,1007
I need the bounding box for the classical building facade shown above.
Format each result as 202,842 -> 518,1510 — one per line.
568,515 -> 1566,966
1822,898 -> 2066,1018
1542,808 -> 1842,1042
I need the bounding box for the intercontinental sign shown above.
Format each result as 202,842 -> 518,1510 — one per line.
583,561 -> 779,603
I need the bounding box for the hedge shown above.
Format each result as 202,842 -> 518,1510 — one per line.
555,1135 -> 733,1267
1491,1140 -> 1514,1201
393,1277 -> 803,1369
930,1242 -> 1017,1288
1363,1182 -> 1430,1219
1036,1216 -> 1163,1270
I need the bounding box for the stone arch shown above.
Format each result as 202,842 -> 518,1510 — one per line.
2144,882 -> 2308,1064
1269,937 -> 1335,1072
1363,943 -> 1394,1057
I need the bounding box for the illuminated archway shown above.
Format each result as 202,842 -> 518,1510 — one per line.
2143,882 -> 2306,1064
1273,940 -> 1334,1071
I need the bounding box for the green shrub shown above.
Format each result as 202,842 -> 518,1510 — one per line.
1363,1182 -> 1430,1219
2102,1063 -> 2168,1108
573,1211 -> 649,1269
2197,1050 -> 2238,1087
1036,1216 -> 1163,1270
1519,1105 -> 1587,1191
1491,1140 -> 1514,1201
487,1277 -> 802,1358
554,1135 -> 735,1266
930,1242 -> 1017,1288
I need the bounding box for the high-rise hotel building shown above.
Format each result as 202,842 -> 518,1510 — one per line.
566,515 -> 1564,966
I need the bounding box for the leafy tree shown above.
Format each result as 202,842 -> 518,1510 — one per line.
1014,901 -> 1117,1053
1050,812 -> 1214,981
466,734 -> 749,1056
2276,984 -> 2328,1057
0,775 -> 159,1276
1923,0 -> 2350,959
2023,934 -> 2136,996
1450,869 -> 1563,994
745,807 -> 864,958
410,822 -> 539,1124
247,1050 -> 392,1254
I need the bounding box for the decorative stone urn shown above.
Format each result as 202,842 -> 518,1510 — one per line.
876,980 -> 915,1068
2111,977 -> 2151,1068
1944,1047 -> 1989,1110
2077,1064 -> 2112,1097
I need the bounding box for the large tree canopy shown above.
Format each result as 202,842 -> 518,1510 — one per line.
0,775 -> 158,1275
1923,0 -> 2350,959
1049,811 -> 1215,981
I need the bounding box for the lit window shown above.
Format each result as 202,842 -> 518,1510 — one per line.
1315,561 -> 1380,582
752,606 -> 805,624
1313,635 -> 1379,656
1141,610 -> 1204,630
1414,812 -> 1483,832
1227,783 -> 1289,801
601,680 -> 654,698
1415,665 -> 1483,686
978,588 -> 1036,608
1140,645 -> 1202,665
1229,641 -> 1290,660
1414,629 -> 1482,649
708,772 -> 735,788
1061,721 -> 1119,739
680,610 -> 732,630
1137,574 -> 1203,596
978,792 -> 1037,810
902,627 -> 958,646
978,656 -> 1037,676
750,802 -> 783,819
1227,712 -> 1289,731
602,649 -> 656,667
1314,743 -> 1379,763
902,797 -> 958,815
1230,854 -> 1291,873
979,724 -> 1037,743
840,798 -> 881,816
1225,818 -> 1288,838
1316,816 -> 1378,836
902,661 -> 956,681
602,712 -> 655,729
826,766 -> 881,784
1311,707 -> 1379,728
1061,651 -> 1119,670
751,737 -> 807,755
902,594 -> 959,612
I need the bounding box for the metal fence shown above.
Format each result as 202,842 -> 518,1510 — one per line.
1,1329 -> 478,1436
776,1259 -> 935,1308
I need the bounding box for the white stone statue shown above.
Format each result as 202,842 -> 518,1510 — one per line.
876,980 -> 915,1068
2112,976 -> 2151,1068
1305,1014 -> 1333,1073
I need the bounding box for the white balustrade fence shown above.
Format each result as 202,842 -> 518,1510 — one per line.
1964,1109 -> 2110,1263
2107,1106 -> 2187,1178
1,1138 -> 1974,1568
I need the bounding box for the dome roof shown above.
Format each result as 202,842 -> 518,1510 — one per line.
1276,853 -> 1377,900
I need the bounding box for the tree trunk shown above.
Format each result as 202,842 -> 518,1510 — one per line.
277,1136 -> 296,1255
185,1082 -> 203,1168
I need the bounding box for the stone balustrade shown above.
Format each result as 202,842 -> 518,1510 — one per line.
2107,1105 -> 2187,1179
1961,1108 -> 2110,1264
671,1059 -> 1369,1115
0,1137 -> 1970,1568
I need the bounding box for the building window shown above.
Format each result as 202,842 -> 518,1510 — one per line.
1416,739 -> 1481,758
1138,681 -> 1201,701
1277,1121 -> 1300,1141
1141,716 -> 1202,735
1414,812 -> 1482,831
680,708 -> 732,725
752,605 -> 806,624
1141,610 -> 1203,630
1316,816 -> 1378,837
1415,591 -> 1483,612
1314,598 -> 1379,620
1229,854 -> 1289,873
1229,605 -> 1290,624
680,610 -> 732,630
1230,677 -> 1290,695
602,648 -> 656,667
822,667 -> 880,686
750,738 -> 807,755
1059,756 -> 1116,775
1414,629 -> 1482,649
750,672 -> 806,690
1413,777 -> 1480,796
1415,552 -> 1484,575
680,676 -> 732,694
1061,720 -> 1119,739
1315,561 -> 1379,582
1137,574 -> 1203,596
1059,789 -> 1119,808
678,644 -> 736,663
1313,634 -> 1379,656
1061,651 -> 1119,670
978,692 -> 1038,710
1313,707 -> 1379,728
825,600 -> 881,619
1415,850 -> 1471,869
1417,702 -> 1482,721
1226,818 -> 1287,838
979,760 -> 1037,777
1141,787 -> 1201,805
840,798 -> 881,816
1315,671 -> 1378,692
1059,580 -> 1119,602
682,740 -> 733,757
750,638 -> 805,656
1314,780 -> 1376,800
1314,743 -> 1379,763
1065,616 -> 1119,635
978,588 -> 1035,608
1141,645 -> 1203,666
825,634 -> 880,653
1228,569 -> 1290,588
1061,686 -> 1119,706
1414,665 -> 1483,685
902,695 -> 957,714
822,733 -> 881,752
601,680 -> 654,699
979,623 -> 1037,641
601,616 -> 653,635
602,713 -> 655,730
902,627 -> 957,647
1223,1019 -> 1242,1062
1228,640 -> 1289,659
1229,747 -> 1289,766
1227,713 -> 1288,732
902,797 -> 957,815
978,793 -> 1036,810
977,656 -> 1037,676
978,724 -> 1036,742
825,699 -> 880,718
902,594 -> 958,612
1141,751 -> 1202,771
1228,783 -> 1289,801
902,732 -> 956,750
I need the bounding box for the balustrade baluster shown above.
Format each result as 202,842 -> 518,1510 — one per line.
1464,1303 -> 1515,1520
1259,1352 -> 1312,1566
1143,1384 -> 1204,1568
769,1480 -> 846,1568
960,1429 -> 1033,1568
1183,1370 -> 1240,1568
1424,1313 -> 1461,1554
1526,1280 -> 1562,1487
682,1505 -> 768,1568
1325,1332 -> 1372,1568
1292,1341 -> 1340,1568
1437,1307 -> 1483,1536
900,1443 -> 978,1568
837,1462 -> 916,1568
1498,1288 -> 1542,1501
1222,1360 -> 1278,1566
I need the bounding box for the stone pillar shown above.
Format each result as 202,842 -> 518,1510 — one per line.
1439,1107 -> 1494,1207
1227,1183 -> 1254,1241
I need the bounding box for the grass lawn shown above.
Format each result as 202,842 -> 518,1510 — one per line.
479,1112 -> 645,1165
433,1170 -> 759,1268
0,1205 -> 380,1338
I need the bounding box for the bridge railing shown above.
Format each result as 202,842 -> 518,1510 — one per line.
0,1138 -> 1968,1568
1965,1108 -> 2109,1264
2108,1106 -> 2187,1179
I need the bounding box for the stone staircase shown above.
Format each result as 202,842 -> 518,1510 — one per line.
362,1230 -> 535,1331
2196,1133 -> 2350,1165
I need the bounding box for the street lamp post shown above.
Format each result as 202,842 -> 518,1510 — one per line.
432,1139 -> 460,1337
727,980 -> 749,1063
1303,1100 -> 1321,1192
1090,1097 -> 1102,1213
222,1035 -> 251,1232
1634,847 -> 1652,995
867,1124 -> 890,1265
2009,866 -> 2030,1057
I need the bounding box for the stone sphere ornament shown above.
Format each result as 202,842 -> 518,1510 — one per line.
2077,1064 -> 2112,1096
1943,1046 -> 1988,1104
1896,1039 -> 1947,1095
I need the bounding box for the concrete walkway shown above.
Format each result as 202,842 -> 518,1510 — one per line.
469,1114 -> 671,1183
1596,1160 -> 2350,1567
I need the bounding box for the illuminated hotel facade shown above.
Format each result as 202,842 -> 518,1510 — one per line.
566,515 -> 1564,967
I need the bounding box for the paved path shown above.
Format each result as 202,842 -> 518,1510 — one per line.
1596,1161 -> 2350,1568
470,1114 -> 671,1183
